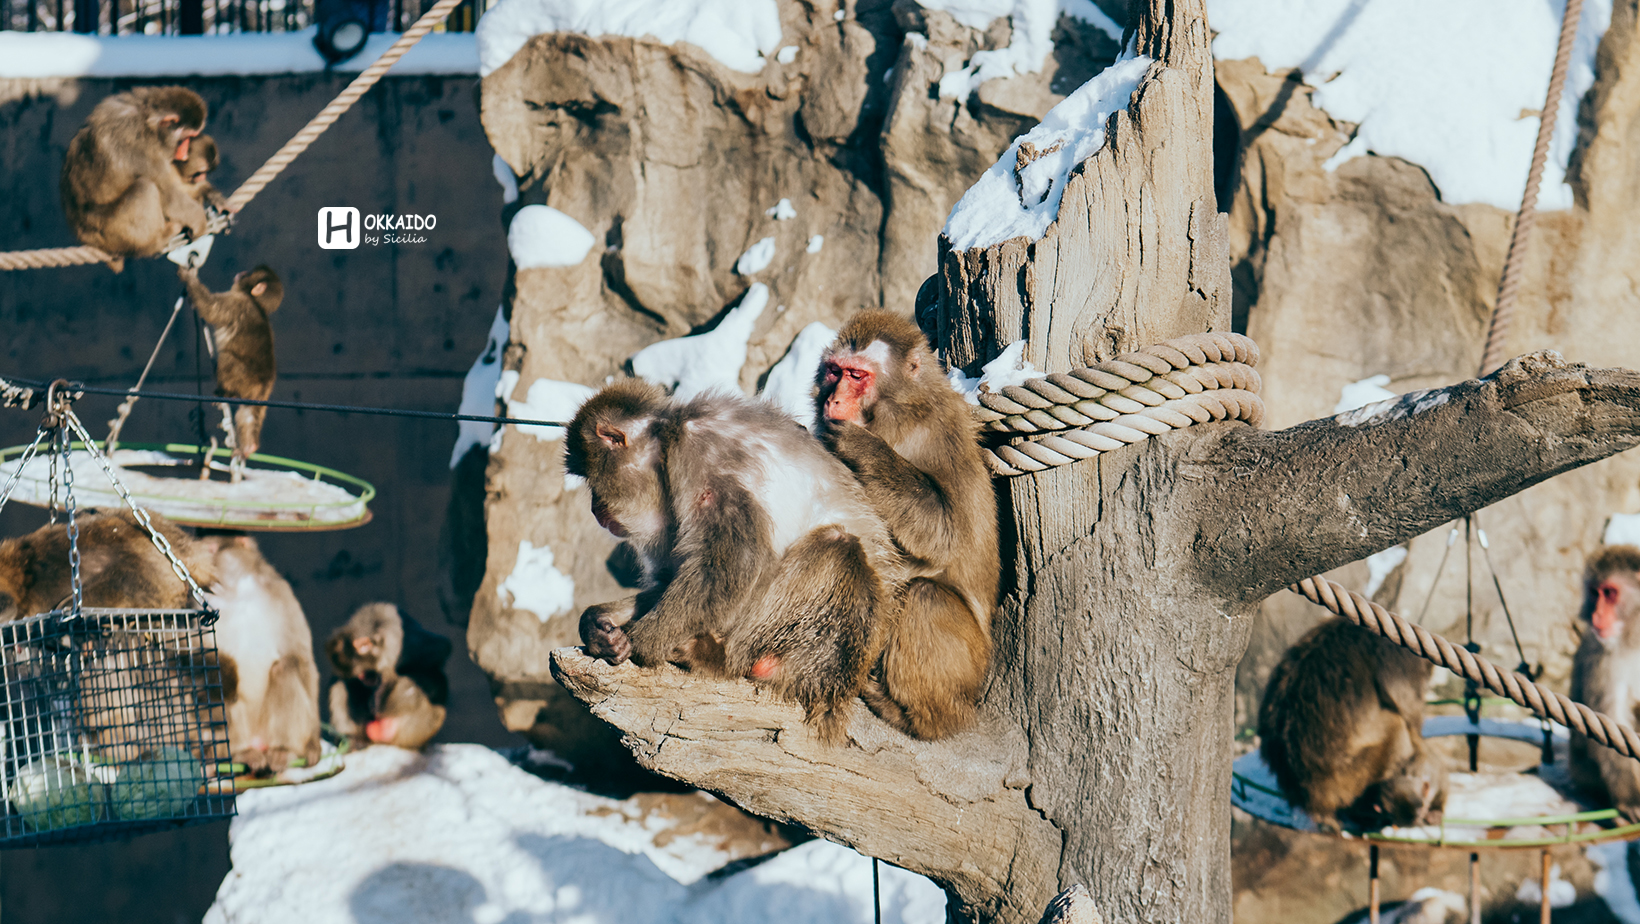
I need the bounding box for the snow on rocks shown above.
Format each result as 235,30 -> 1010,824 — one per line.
735,236 -> 778,276
760,322 -> 837,429
496,540 -> 576,623
631,284 -> 769,401
947,339 -> 1041,402
0,30 -> 477,78
499,373 -> 594,442
925,0 -> 1123,99
204,745 -> 945,924
942,52 -> 1151,250
806,235 -> 825,254
492,154 -> 520,205
1604,513 -> 1640,547
507,205 -> 597,269
1333,373 -> 1396,414
766,198 -> 797,220
476,0 -> 782,78
1207,0 -> 1612,211
449,307 -> 511,469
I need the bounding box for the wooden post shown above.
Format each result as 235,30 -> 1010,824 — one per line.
1368,844 -> 1380,924
1540,849 -> 1552,924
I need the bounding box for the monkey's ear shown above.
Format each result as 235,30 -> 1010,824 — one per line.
250,282 -> 267,297
595,422 -> 628,449
907,352 -> 923,376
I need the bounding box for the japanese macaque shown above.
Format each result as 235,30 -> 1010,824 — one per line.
194,533 -> 322,776
1259,617 -> 1447,832
1569,545 -> 1640,821
0,509 -> 217,621
325,603 -> 451,750
180,263 -> 281,480
173,132 -> 229,213
814,311 -> 999,739
60,86 -> 210,272
565,381 -> 907,743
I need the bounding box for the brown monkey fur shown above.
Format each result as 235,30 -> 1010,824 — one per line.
1258,617 -> 1448,832
1569,545 -> 1640,821
0,509 -> 216,621
814,310 -> 999,740
194,533 -> 322,775
60,86 -> 209,272
173,132 -> 229,213
326,603 -> 451,750
180,263 -> 281,464
565,380 -> 907,743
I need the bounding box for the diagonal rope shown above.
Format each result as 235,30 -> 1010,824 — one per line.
0,0 -> 463,272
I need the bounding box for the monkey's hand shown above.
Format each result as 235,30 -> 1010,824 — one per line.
177,263 -> 198,283
580,602 -> 634,664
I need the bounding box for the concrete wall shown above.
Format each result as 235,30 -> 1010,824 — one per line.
0,72 -> 510,924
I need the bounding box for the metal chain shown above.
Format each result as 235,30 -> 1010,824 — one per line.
0,427 -> 48,518
61,409 -> 216,622
59,425 -> 83,618
46,428 -> 59,524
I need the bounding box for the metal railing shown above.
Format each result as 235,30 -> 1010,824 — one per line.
1,0 -> 483,35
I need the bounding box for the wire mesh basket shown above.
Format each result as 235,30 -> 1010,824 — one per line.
0,608 -> 235,847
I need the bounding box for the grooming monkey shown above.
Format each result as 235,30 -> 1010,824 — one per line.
1570,545 -> 1640,820
814,310 -> 999,739
195,533 -> 322,776
0,509 -> 217,621
326,603 -> 451,750
60,86 -> 211,272
566,380 -> 907,743
1258,617 -> 1447,832
179,263 -> 281,480
173,133 -> 229,213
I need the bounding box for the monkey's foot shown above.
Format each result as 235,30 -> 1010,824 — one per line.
583,619 -> 633,664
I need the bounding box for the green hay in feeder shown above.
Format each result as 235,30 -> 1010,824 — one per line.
110,748 -> 203,820
11,757 -> 105,832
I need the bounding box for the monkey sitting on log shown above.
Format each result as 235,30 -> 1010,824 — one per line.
566,380 -> 908,743
60,86 -> 211,272
195,533 -> 322,776
1570,545 -> 1640,821
814,310 -> 999,740
326,603 -> 451,750
1258,617 -> 1448,832
0,509 -> 217,621
180,263 -> 281,481
173,133 -> 229,214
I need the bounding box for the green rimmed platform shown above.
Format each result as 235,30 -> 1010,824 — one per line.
0,442 -> 373,531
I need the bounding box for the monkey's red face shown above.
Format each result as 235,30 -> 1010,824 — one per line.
1594,580 -> 1627,642
821,355 -> 878,424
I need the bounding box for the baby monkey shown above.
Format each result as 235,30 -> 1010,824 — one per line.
180,263 -> 281,481
326,603 -> 451,750
173,133 -> 229,214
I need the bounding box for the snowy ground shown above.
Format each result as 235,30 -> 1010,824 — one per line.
205,744 -> 946,924
0,29 -> 476,77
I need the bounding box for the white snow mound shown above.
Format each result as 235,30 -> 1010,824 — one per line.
476,0 -> 781,77
502,375 -> 594,442
923,0 -> 1123,99
203,745 -> 946,924
497,540 -> 575,623
736,236 -> 778,276
760,322 -> 837,429
508,205 -> 597,269
1334,373 -> 1396,414
631,285 -> 768,401
450,306 -> 510,468
1207,0 -> 1612,211
943,52 -> 1151,250
948,339 -> 1040,402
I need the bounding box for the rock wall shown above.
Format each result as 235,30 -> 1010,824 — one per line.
469,0 -> 1120,775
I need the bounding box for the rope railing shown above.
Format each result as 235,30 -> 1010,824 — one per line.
0,0 -> 463,272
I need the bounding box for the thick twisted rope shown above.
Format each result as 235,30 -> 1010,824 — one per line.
0,0 -> 462,272
1478,0 -> 1585,375
1292,576 -> 1640,761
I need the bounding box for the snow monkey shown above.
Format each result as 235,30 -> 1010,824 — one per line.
179,263 -> 281,480
195,533 -> 322,776
814,310 -> 999,740
60,86 -> 210,272
326,603 -> 451,750
565,380 -> 908,743
0,509 -> 217,621
1258,618 -> 1447,832
173,132 -> 229,213
1569,545 -> 1640,821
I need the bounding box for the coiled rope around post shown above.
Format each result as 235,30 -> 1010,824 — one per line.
1478,0 -> 1585,375
0,0 -> 464,272
1292,576 -> 1640,761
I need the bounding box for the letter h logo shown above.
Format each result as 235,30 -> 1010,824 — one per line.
317,207 -> 360,249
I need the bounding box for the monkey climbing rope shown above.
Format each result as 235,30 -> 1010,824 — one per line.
0,0 -> 465,273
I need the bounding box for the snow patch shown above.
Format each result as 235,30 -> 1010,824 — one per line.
449,306 -> 510,469
497,541 -> 576,623
1207,0 -> 1612,210
948,340 -> 1041,403
1382,889 -> 1466,924
925,0 -> 1123,99
1334,373 -> 1396,414
631,285 -> 768,401
0,30 -> 477,77
942,52 -> 1150,250
776,45 -> 798,64
760,322 -> 837,429
736,236 -> 778,275
507,205 -> 596,269
1363,544 -> 1407,599
476,0 -> 781,77
766,198 -> 797,220
1605,513 -> 1640,547
1516,865 -> 1576,909
1059,0 -> 1123,43
806,235 -> 825,254
1590,842 -> 1640,924
502,376 -> 595,442
491,154 -> 519,205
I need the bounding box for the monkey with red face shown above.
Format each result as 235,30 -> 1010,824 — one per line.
326,603 -> 451,750
814,310 -> 999,740
566,380 -> 907,742
1570,545 -> 1640,820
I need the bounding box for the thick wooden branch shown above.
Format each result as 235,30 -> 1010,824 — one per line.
1185,352 -> 1640,600
549,649 -> 1063,922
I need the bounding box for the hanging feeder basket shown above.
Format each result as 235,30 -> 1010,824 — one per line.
0,442 -> 374,531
